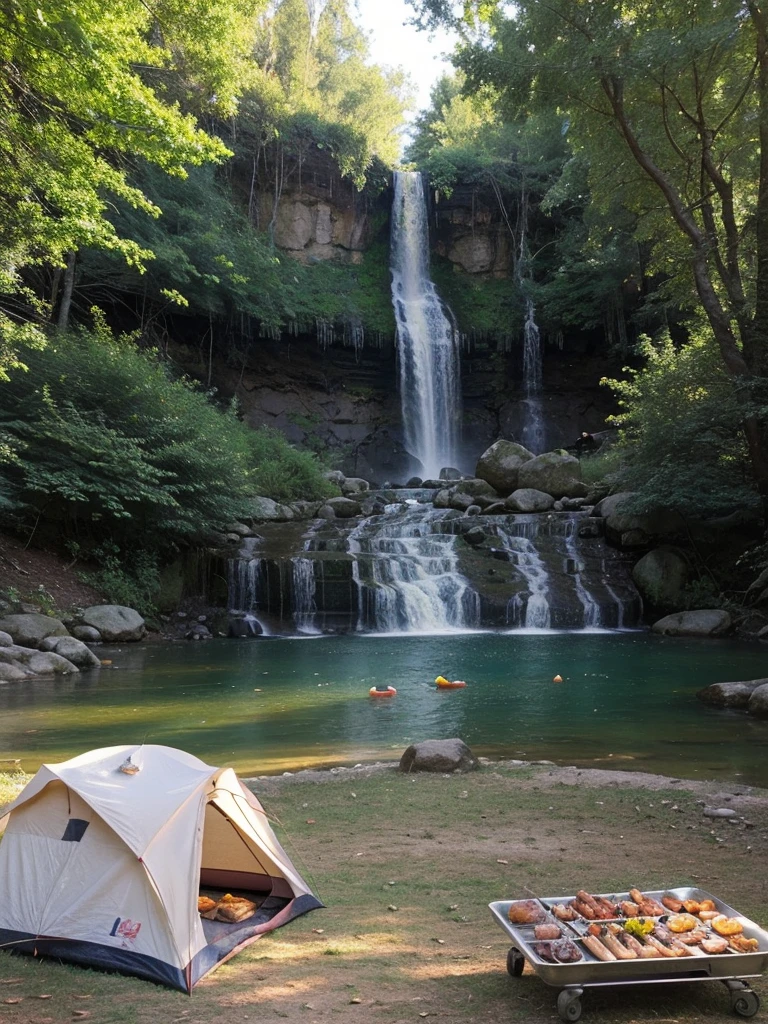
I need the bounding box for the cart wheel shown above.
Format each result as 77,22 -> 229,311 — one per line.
731,990 -> 760,1018
557,990 -> 582,1023
506,947 -> 525,977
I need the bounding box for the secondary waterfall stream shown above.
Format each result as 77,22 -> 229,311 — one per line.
390,171 -> 461,478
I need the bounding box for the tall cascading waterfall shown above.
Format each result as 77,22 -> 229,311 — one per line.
516,184 -> 547,453
390,171 -> 461,479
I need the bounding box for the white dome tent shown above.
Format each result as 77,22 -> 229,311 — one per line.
0,745 -> 322,991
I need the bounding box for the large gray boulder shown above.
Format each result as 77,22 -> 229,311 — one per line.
747,683 -> 768,716
651,609 -> 732,637
341,477 -> 369,496
0,661 -> 30,681
0,613 -> 69,647
452,478 -> 498,498
517,452 -> 587,500
248,496 -> 282,521
449,492 -> 475,512
593,492 -> 681,548
46,636 -> 101,668
506,488 -> 555,513
698,678 -> 768,709
399,738 -> 480,774
325,496 -> 362,518
0,631 -> 13,647
72,625 -> 102,643
81,605 -> 145,642
632,547 -> 689,610
0,644 -> 79,676
475,441 -> 534,494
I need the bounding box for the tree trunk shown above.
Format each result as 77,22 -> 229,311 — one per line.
56,250 -> 76,330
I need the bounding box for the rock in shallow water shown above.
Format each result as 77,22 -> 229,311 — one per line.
651,609 -> 732,637
697,678 -> 768,708
0,613 -> 68,646
81,605 -> 145,642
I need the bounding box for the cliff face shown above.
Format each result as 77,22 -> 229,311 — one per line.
178,164 -> 623,480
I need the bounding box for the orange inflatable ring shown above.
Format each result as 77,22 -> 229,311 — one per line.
435,676 -> 467,689
370,686 -> 397,698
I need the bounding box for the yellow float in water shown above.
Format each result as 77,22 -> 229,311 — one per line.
435,675 -> 467,689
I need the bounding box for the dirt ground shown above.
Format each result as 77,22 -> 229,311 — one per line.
0,533 -> 104,612
0,763 -> 767,1024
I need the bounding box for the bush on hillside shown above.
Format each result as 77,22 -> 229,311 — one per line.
0,321 -> 333,556
602,332 -> 759,516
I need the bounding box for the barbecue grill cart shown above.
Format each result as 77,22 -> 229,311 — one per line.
490,888 -> 767,1023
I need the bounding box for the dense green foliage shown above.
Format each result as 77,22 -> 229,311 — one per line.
0,321 -> 334,556
408,76 -> 639,342
604,333 -> 758,516
409,0 -> 768,504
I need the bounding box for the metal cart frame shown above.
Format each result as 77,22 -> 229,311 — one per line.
490,887 -> 767,1022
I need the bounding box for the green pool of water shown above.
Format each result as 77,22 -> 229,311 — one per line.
1,632 -> 766,786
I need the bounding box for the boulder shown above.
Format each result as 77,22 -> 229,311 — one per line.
452,478 -> 498,498
517,452 -> 586,499
316,503 -> 337,520
0,631 -> 13,647
433,489 -> 451,509
47,636 -> 102,668
475,440 -> 534,494
0,613 -> 68,647
81,605 -> 145,642
248,496 -> 282,521
325,496 -> 362,518
748,683 -> 768,716
632,548 -> 690,611
697,678 -> 768,709
341,477 -> 370,496
593,492 -> 681,548
399,739 -> 480,774
466,505 -> 482,517
559,497 -> 587,511
323,470 -> 346,487
225,522 -> 252,537
463,527 -> 486,547
439,467 -> 462,480
449,492 -> 475,512
72,625 -> 102,643
0,661 -> 30,681
505,488 -> 555,513
651,609 -> 732,637
406,476 -> 423,487
26,651 -> 79,676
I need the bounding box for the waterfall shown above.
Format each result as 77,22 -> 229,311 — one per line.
390,171 -> 461,479
292,557 -> 320,634
227,557 -> 271,635
344,506 -> 479,632
516,186 -> 546,453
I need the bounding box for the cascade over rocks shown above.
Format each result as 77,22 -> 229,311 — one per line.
651,609 -> 732,637
475,440 -> 534,494
517,452 -> 586,499
399,739 -> 480,774
81,605 -> 145,642
632,547 -> 690,611
0,613 -> 68,647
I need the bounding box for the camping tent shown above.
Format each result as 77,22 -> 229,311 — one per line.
0,745 -> 322,991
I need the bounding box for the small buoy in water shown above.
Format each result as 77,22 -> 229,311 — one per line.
370,685 -> 397,698
101,659 -> 112,666
553,674 -> 563,683
436,676 -> 467,689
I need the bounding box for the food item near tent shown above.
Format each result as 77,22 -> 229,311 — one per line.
551,937 -> 582,962
215,894 -> 257,923
711,915 -> 744,936
534,922 -> 562,940
628,888 -> 667,916
699,910 -> 719,922
582,934 -> 616,961
508,900 -> 546,924
551,903 -> 579,922
666,913 -> 698,933
698,899 -> 717,912
624,917 -> 655,938
676,927 -> 708,945
661,894 -> 684,913
729,935 -> 759,953
198,896 -> 217,915
701,935 -> 730,954
619,900 -> 641,917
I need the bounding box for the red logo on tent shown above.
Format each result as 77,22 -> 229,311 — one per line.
110,917 -> 142,942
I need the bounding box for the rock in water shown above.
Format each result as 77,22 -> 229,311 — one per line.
747,683 -> 768,717
46,636 -> 102,668
651,610 -> 732,637
81,605 -> 145,642
0,613 -> 69,647
505,488 -> 555,513
399,739 -> 480,774
475,440 -> 534,494
697,679 -> 768,709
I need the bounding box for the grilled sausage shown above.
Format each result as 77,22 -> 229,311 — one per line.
582,934 -> 617,962
599,929 -> 637,960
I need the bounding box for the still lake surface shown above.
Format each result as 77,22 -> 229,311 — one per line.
1,632 -> 767,785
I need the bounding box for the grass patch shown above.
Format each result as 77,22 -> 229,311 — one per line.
0,768 -> 30,811
0,767 -> 765,1024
